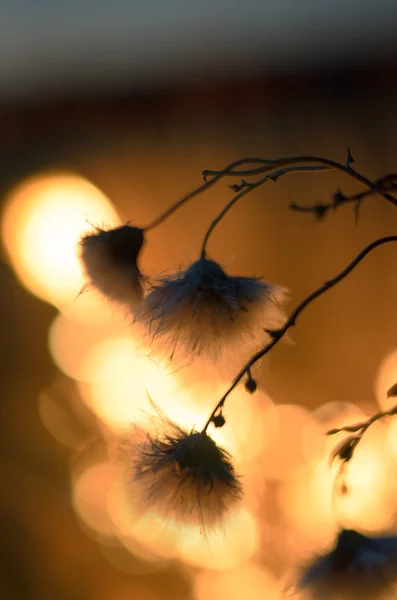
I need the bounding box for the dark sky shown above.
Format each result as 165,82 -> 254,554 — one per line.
1,1 -> 397,102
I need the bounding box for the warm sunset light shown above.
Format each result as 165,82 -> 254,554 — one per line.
178,507 -> 259,570
72,462 -> 119,540
194,562 -> 282,600
7,137 -> 397,600
1,172 -> 120,309
48,312 -> 140,384
108,475 -> 180,563
336,423 -> 397,532
107,462 -> 259,570
259,404 -> 319,480
71,440 -> 261,571
376,349 -> 397,409
78,346 -> 179,429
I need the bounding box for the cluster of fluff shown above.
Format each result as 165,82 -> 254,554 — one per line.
135,257 -> 288,360
121,412 -> 242,533
292,528 -> 397,600
79,224 -> 145,311
78,225 -> 287,360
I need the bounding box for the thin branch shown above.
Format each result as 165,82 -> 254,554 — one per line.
290,174 -> 397,220
142,158 -> 272,231
289,193 -> 359,220
143,156 -> 397,232
202,155 -> 397,208
200,174 -> 268,258
327,403 -> 397,436
200,164 -> 331,258
201,235 -> 397,433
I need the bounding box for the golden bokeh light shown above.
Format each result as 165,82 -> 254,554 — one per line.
1,172 -> 120,309
194,562 -> 282,600
64,291 -> 126,326
178,507 -> 259,570
107,457 -> 260,571
78,350 -> 179,429
72,462 -> 119,540
108,473 -> 180,563
387,419 -> 397,458
49,312 -> 139,384
376,349 -> 397,409
210,389 -> 278,466
38,382 -> 83,449
259,404 -> 319,480
278,459 -> 338,556
335,422 -> 397,532
310,401 -> 368,432
310,401 -> 371,469
276,399 -> 397,559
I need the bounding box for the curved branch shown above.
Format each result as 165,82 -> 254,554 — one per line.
327,403 -> 397,436
143,155 -> 397,232
200,164 -> 330,257
200,174 -> 269,258
143,158 -> 272,231
202,155 -> 397,208
202,235 -> 397,433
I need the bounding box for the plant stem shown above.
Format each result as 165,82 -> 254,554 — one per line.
144,155 -> 397,234
143,158 -> 272,231
202,155 -> 397,207
202,235 -> 397,433
200,174 -> 269,258
200,164 -> 329,257
327,403 -> 397,436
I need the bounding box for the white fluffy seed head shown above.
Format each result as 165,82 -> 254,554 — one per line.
119,415 -> 242,533
291,529 -> 397,600
135,257 -> 288,360
79,224 -> 145,311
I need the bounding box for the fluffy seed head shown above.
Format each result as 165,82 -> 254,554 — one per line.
136,257 -> 287,360
292,528 -> 397,600
122,415 -> 242,532
79,224 -> 145,310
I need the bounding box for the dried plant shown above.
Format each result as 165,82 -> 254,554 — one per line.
136,257 -> 287,360
291,528 -> 397,600
117,408 -> 242,533
79,223 -> 145,311
76,151 -> 397,593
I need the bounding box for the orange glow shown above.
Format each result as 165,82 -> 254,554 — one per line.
70,373 -> 264,569
108,474 -> 180,562
276,400 -> 397,555
67,346 -> 274,571
259,404 -> 318,480
194,562 -> 282,600
72,462 -> 119,539
49,312 -> 140,383
279,401 -> 397,536
278,459 -> 338,555
336,423 -> 397,532
69,328 -> 277,470
1,172 -> 120,309
210,390 -> 278,465
79,352 -> 179,429
38,383 -> 82,449
178,507 -> 259,570
376,349 -> 397,409
107,464 -> 260,570
309,401 -> 372,475
387,419 -> 397,458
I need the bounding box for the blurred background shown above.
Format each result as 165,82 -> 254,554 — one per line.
2,2 -> 397,599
